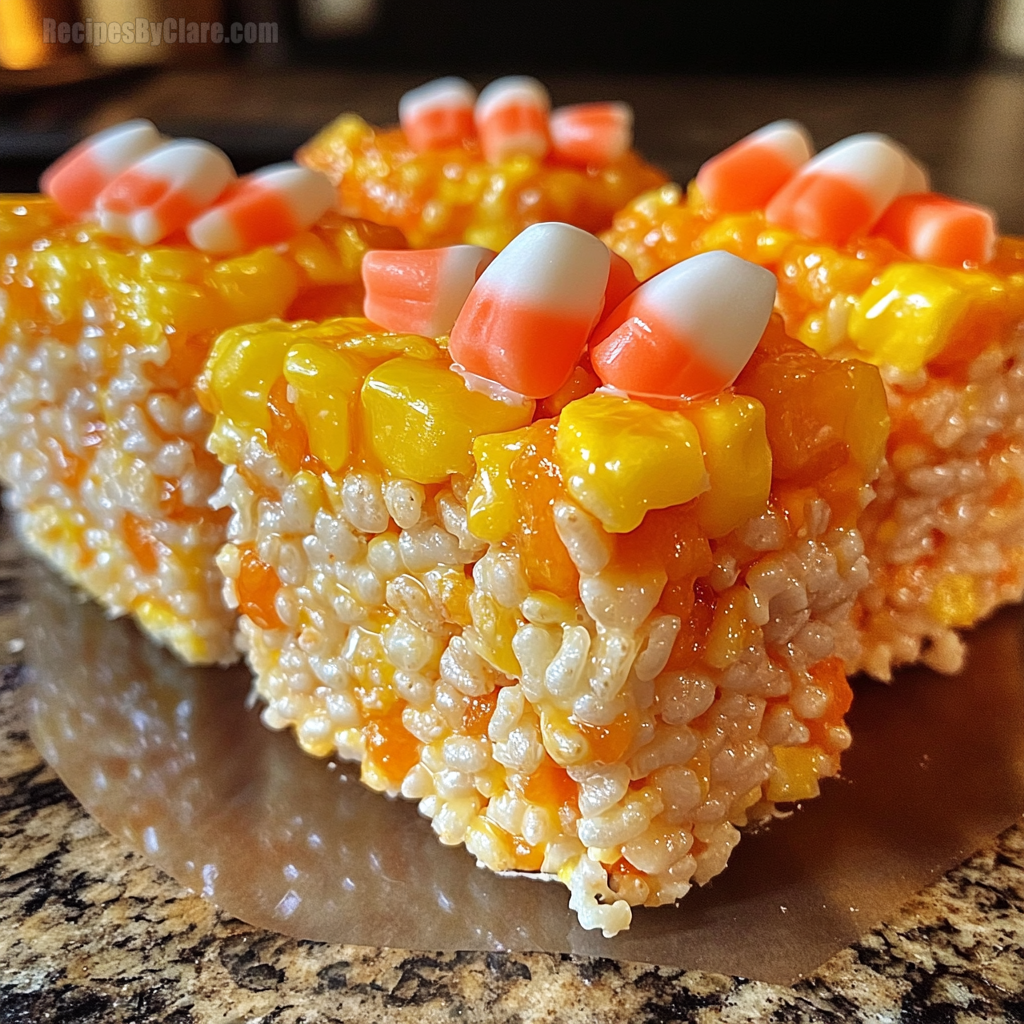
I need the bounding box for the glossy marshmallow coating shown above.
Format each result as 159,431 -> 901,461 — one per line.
41,120 -> 163,218
448,221 -> 609,399
590,250 -> 777,398
362,244 -> 497,337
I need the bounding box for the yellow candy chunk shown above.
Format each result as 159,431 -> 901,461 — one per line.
211,249 -> 300,324
465,428 -> 532,543
766,745 -> 827,803
361,358 -> 534,484
688,394 -> 772,538
848,263 -> 1006,373
283,343 -> 362,471
206,323 -> 297,433
0,195 -> 64,248
554,393 -> 708,534
928,573 -> 979,628
467,590 -> 522,677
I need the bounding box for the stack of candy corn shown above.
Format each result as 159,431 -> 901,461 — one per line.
201,222 -> 888,934
298,76 -> 666,250
603,124 -> 1024,679
0,121 -> 404,663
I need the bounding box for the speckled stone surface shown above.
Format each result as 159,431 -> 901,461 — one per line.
0,514 -> 1022,1024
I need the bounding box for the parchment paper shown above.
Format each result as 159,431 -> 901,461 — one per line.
23,563 -> 1024,985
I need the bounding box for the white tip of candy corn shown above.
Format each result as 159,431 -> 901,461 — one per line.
186,163 -> 335,254
549,102 -> 633,167
40,119 -> 163,218
97,139 -> 236,246
449,222 -> 610,398
590,250 -> 776,399
399,77 -> 477,152
362,244 -> 496,337
474,76 -> 551,164
764,132 -> 909,244
695,119 -> 814,213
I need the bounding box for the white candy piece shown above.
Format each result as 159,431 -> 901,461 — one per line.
97,139 -> 236,246
40,119 -> 163,217
187,163 -> 335,254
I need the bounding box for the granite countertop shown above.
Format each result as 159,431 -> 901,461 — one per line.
1,513 -> 1023,1023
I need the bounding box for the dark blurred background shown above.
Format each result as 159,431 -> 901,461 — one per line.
2,0 -> 1024,228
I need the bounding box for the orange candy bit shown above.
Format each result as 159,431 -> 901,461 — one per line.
520,752 -> 579,811
461,688 -> 500,737
804,656 -> 854,748
735,320 -> 888,486
266,377 -> 309,474
237,545 -> 283,630
872,192 -> 996,268
665,580 -> 716,670
123,512 -> 162,575
508,423 -> 579,595
364,704 -> 421,785
576,708 -> 637,764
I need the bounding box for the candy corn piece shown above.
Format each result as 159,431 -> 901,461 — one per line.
764,133 -> 911,245
40,119 -> 163,218
186,163 -> 336,255
872,192 -> 996,267
362,244 -> 496,337
695,120 -> 814,214
590,251 -> 776,398
549,102 -> 633,167
299,76 -> 665,250
399,76 -> 477,152
474,76 -> 552,165
448,222 -> 609,398
603,128 -> 1024,680
97,139 -> 236,245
